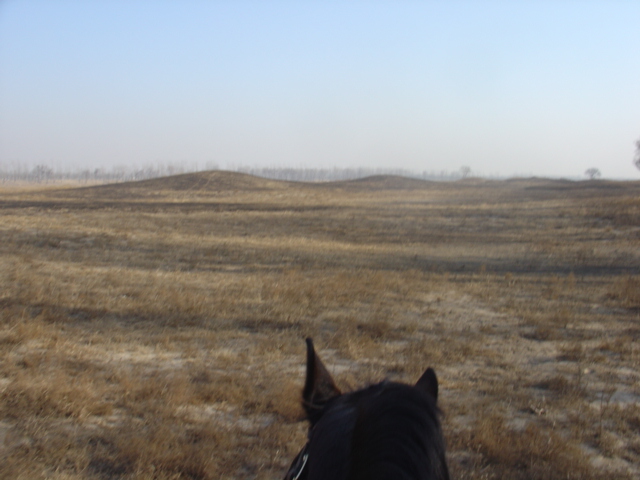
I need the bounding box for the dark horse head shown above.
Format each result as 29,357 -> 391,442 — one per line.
284,338 -> 450,480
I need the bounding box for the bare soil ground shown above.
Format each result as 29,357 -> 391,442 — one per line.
1,171 -> 639,479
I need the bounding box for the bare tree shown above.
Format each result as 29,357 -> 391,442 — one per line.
460,166 -> 471,178
32,164 -> 53,183
585,168 -> 601,180
634,138 -> 640,171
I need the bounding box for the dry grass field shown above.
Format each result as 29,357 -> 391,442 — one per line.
1,171 -> 639,479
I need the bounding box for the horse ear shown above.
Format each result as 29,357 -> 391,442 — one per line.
302,338 -> 341,417
415,367 -> 438,402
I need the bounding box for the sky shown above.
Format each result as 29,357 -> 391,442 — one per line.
1,1 -> 639,179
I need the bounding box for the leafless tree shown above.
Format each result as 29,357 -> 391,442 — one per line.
634,138 -> 640,171
32,165 -> 54,183
585,168 -> 601,180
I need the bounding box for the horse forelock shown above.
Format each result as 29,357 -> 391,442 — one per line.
348,382 -> 447,480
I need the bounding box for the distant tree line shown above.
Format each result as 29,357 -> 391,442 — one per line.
4,138 -> 639,184
0,163 -> 470,184
235,166 -> 465,182
0,163 -> 191,184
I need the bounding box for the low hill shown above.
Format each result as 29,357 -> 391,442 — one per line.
327,175 -> 436,191
52,171 -> 292,200
19,171 -> 639,204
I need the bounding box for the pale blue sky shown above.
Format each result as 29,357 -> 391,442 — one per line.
1,1 -> 639,178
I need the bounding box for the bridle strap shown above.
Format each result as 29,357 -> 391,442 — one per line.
291,452 -> 308,480
285,442 -> 309,480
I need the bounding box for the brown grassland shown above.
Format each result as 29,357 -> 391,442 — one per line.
0,171 -> 639,479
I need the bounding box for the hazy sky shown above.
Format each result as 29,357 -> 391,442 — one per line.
1,1 -> 639,179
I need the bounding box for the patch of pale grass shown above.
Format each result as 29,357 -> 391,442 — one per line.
467,412 -> 613,480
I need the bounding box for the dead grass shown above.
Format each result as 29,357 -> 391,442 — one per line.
607,276 -> 640,310
1,173 -> 639,478
468,413 -> 600,479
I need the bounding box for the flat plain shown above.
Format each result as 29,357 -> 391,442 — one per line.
1,171 -> 639,479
